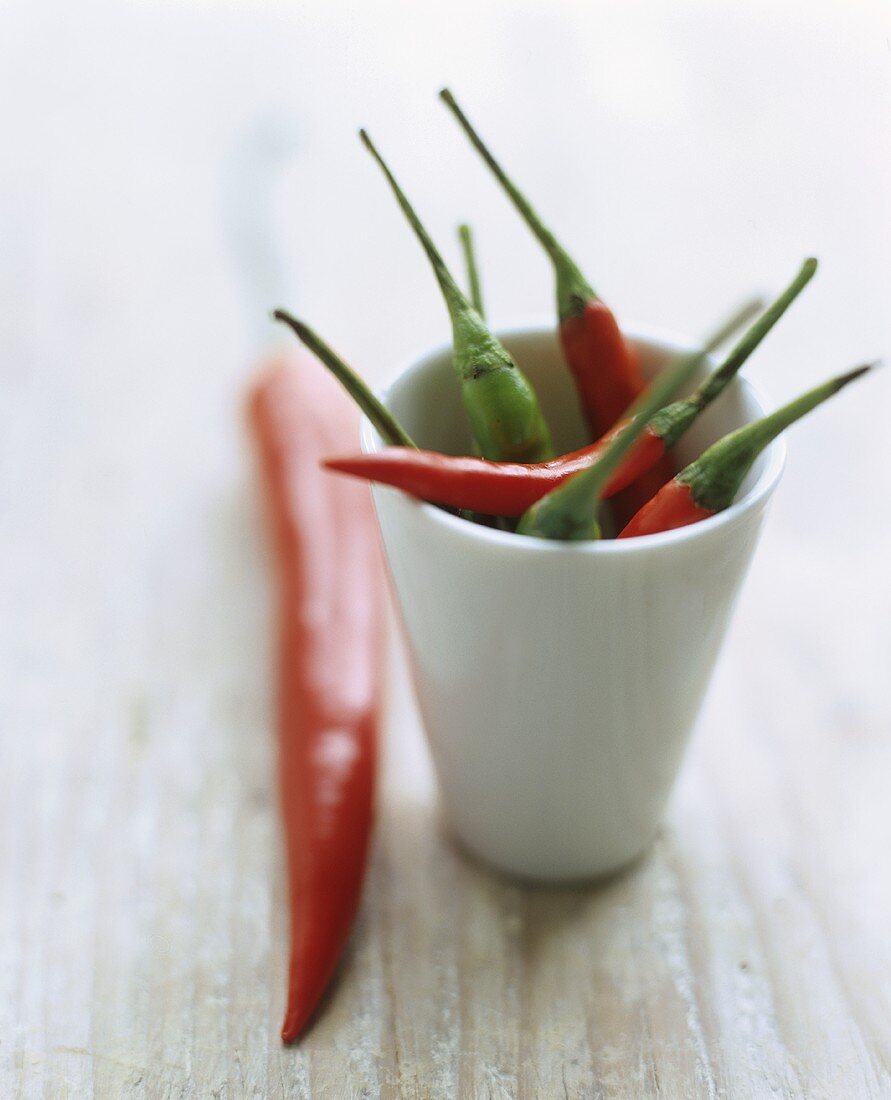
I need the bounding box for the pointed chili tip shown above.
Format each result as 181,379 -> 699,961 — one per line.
321,455 -> 353,472
272,308 -> 303,337
837,361 -> 877,388
281,1017 -> 301,1044
358,127 -> 372,150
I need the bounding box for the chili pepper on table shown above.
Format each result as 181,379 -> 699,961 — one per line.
458,223 -> 485,318
324,292 -> 770,516
248,354 -> 383,1043
514,314 -> 755,540
618,364 -> 873,539
439,89 -> 647,441
360,129 -> 554,463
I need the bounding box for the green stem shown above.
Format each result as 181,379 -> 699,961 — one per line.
272,310 -> 416,448
682,363 -> 873,512
652,258 -> 817,448
458,223 -> 485,318
360,129 -> 471,335
360,128 -> 553,462
516,299 -> 760,540
439,88 -> 594,322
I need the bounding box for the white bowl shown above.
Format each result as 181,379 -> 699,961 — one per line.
362,325 -> 785,882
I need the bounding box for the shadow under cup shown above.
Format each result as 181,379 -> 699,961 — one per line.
363,326 -> 785,882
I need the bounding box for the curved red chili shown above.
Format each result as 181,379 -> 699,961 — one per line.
325,426 -> 660,516
249,354 -> 383,1043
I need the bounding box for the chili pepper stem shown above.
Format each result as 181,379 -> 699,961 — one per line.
360,127 -> 553,463
458,224 -> 485,319
439,88 -> 594,321
691,257 -> 816,412
272,310 -> 416,449
651,259 -> 817,448
681,363 -> 874,513
359,129 -> 486,362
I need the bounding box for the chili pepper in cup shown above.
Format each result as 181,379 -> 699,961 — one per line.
608,258 -> 814,525
325,440 -> 643,516
618,364 -> 873,539
360,129 -> 553,463
515,315 -> 754,541
273,310 -> 416,448
248,355 -> 383,1042
458,223 -> 485,318
325,294 -> 766,515
439,88 -> 644,438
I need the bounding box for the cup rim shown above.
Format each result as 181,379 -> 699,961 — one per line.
360,321 -> 786,555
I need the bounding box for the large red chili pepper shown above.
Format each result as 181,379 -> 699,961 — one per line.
248,353 -> 383,1043
618,364 -> 871,539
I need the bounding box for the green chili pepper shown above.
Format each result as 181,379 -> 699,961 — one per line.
272,311 -> 416,448
458,223 -> 485,319
516,301 -> 760,540
360,129 -> 553,463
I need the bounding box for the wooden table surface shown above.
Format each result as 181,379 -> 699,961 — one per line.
2,2 -> 890,1096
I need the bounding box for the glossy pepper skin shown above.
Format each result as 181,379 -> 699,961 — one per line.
360,129 -> 553,463
439,89 -> 645,438
249,354 -> 382,1043
325,421 -> 662,516
559,298 -> 644,435
611,257 -> 818,522
619,364 -> 872,539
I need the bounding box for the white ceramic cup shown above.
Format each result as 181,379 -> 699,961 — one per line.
362,326 -> 785,882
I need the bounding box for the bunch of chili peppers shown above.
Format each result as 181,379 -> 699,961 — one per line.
276,91 -> 873,543
255,92 -> 875,1044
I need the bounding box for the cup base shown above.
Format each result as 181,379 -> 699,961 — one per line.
445,815 -> 661,886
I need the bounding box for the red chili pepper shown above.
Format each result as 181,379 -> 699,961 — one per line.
440,89 -> 646,437
558,299 -> 644,434
324,425 -> 656,516
617,478 -> 713,537
618,364 -> 872,539
248,353 -> 383,1043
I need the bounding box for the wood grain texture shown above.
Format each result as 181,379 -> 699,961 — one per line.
1,1 -> 889,1096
